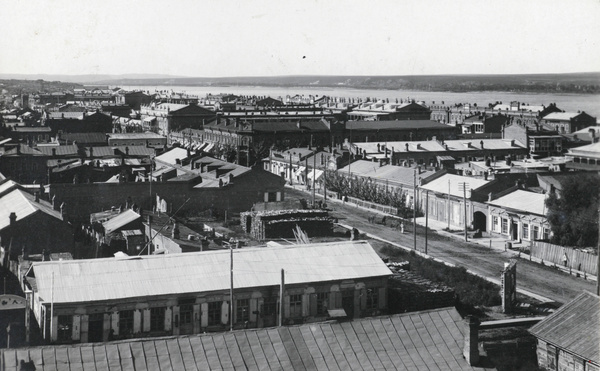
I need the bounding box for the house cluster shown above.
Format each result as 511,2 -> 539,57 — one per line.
1,86 -> 599,370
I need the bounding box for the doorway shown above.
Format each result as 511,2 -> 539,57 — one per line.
473,211 -> 487,232
88,313 -> 104,342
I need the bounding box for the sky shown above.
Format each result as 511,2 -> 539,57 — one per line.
1,0 -> 599,77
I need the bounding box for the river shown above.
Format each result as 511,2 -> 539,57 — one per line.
118,85 -> 600,120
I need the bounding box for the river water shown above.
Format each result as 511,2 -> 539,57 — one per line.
119,85 -> 600,119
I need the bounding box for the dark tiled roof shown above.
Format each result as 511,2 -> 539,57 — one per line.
252,120 -> 329,133
0,308 -> 490,371
347,120 -> 453,131
529,292 -> 599,363
61,132 -> 107,145
36,145 -> 80,156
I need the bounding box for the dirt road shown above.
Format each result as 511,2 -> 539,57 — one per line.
288,188 -> 596,305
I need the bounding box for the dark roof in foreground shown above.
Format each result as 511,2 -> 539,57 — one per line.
529,291 -> 600,363
0,308 -> 494,371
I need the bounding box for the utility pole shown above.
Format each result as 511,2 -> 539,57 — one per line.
459,182 -> 469,242
289,153 -> 293,185
312,153 -> 316,206
447,179 -> 451,230
597,204 -> 600,296
279,269 -> 285,327
230,243 -> 233,332
413,168 -> 417,250
425,190 -> 429,255
50,271 -> 54,342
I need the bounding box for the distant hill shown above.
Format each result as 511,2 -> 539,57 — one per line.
0,73 -> 189,83
92,72 -> 600,94
1,72 -> 599,94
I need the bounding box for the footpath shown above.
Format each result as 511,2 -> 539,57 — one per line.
416,216 -> 597,285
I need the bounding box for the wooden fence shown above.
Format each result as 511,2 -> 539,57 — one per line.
530,241 -> 597,276
320,189 -> 399,215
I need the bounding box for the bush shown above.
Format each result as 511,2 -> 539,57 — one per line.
380,245 -> 501,307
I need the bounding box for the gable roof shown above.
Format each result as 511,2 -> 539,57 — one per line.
0,307 -> 488,371
338,160 -> 435,187
529,292 -> 599,364
486,189 -> 547,216
420,173 -> 490,198
0,188 -> 62,231
102,209 -> 141,235
154,147 -> 189,165
543,112 -> 583,121
30,241 -> 391,304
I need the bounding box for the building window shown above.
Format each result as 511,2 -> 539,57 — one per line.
366,289 -> 379,310
179,304 -> 194,327
492,216 -> 499,232
522,223 -> 529,240
543,228 -> 550,241
533,226 -> 540,240
150,307 -> 165,332
262,297 -> 278,317
207,301 -> 221,326
119,310 -> 134,336
289,294 -> 303,318
57,315 -> 72,342
501,218 -> 508,234
316,293 -> 329,315
236,299 -> 250,324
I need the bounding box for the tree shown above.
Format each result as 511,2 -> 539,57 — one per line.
545,173 -> 600,248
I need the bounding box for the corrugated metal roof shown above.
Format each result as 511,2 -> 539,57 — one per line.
486,190 -> 547,216
347,120 -> 450,130
544,112 -> 581,121
0,307 -> 490,371
529,292 -> 599,363
338,160 -> 435,187
155,147 -> 189,165
0,189 -> 62,231
31,241 -> 392,304
102,209 -> 141,235
420,174 -> 490,198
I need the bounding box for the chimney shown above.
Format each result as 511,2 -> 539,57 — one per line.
463,316 -> 480,365
52,148 -> 56,156
60,202 -> 67,219
52,195 -> 57,209
172,220 -> 180,239
90,147 -> 94,158
125,146 -> 130,156
16,145 -> 21,155
405,143 -> 409,152
480,140 -> 484,149
42,249 -> 50,261
9,212 -> 17,226
34,192 -> 39,203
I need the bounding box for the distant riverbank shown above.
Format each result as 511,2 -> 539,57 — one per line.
119,84 -> 600,119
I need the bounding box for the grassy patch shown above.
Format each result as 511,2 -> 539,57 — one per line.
380,245 -> 501,307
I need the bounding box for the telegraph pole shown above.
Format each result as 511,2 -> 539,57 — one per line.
459,182 -> 469,242
597,204 -> 600,296
425,190 -> 429,255
279,269 -> 285,327
230,243 -> 233,332
413,168 -> 417,250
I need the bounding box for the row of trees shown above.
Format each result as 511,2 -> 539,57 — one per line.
324,171 -> 415,218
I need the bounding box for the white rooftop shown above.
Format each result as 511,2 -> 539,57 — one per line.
420,173 -> 490,198
487,189 -> 547,216
30,241 -> 392,304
